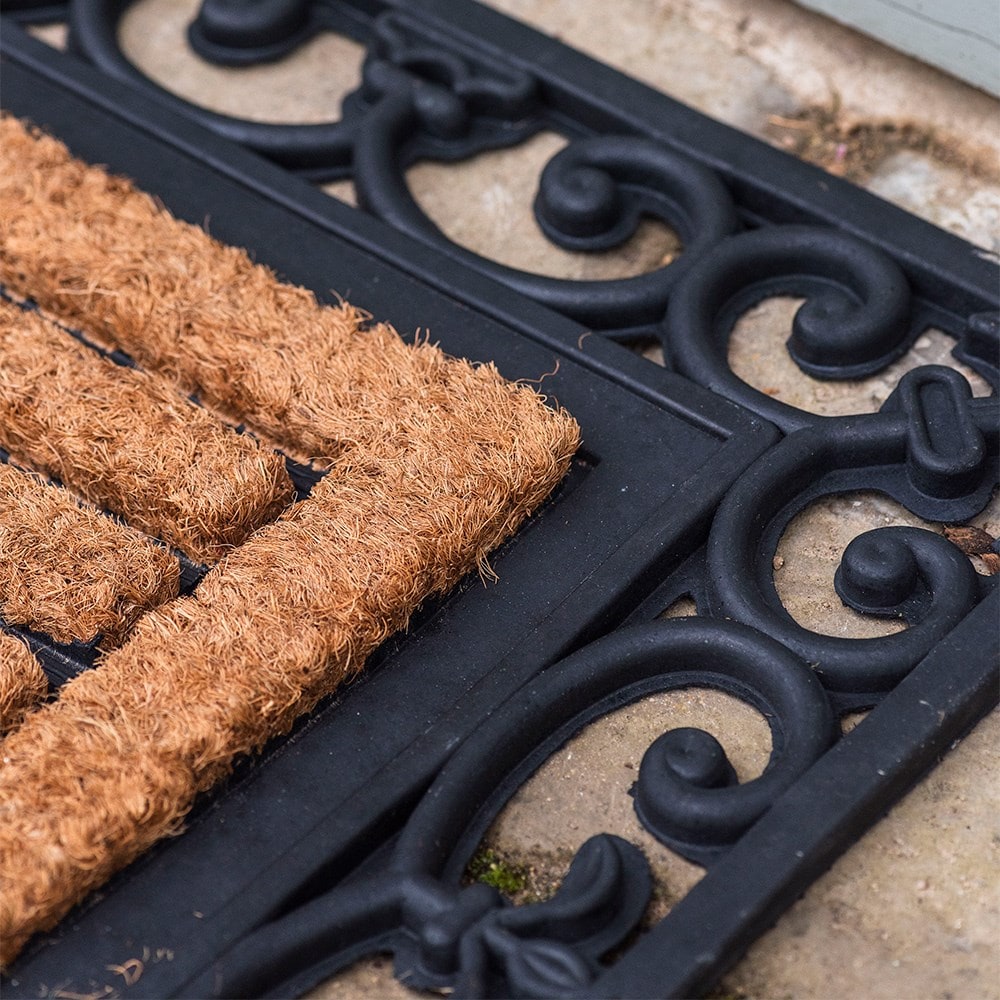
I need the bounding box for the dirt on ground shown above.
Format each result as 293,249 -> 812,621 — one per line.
766,98 -> 1000,184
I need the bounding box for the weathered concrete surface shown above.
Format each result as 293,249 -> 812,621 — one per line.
493,0 -> 1000,174
27,1 -> 1000,996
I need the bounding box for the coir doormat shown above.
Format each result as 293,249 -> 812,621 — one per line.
0,116 -> 579,966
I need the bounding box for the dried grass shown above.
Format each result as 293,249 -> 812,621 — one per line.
0,632 -> 47,737
0,464 -> 181,646
0,298 -> 295,563
0,117 -> 581,965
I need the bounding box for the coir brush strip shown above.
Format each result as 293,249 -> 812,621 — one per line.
0,121 -> 579,967
0,463 -> 180,648
0,382 -> 577,967
0,297 -> 295,564
0,633 -> 46,737
1,115 -> 500,467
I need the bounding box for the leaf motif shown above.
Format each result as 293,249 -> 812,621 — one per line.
557,834 -> 624,908
503,938 -> 592,997
500,834 -> 631,940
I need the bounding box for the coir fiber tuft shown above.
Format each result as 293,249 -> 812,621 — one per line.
0,632 -> 47,737
3,114 -> 465,466
0,463 -> 181,647
0,298 -> 295,564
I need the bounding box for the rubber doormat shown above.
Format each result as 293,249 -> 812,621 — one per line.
0,4 -> 997,998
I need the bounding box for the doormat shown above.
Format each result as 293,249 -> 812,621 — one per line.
0,6 -> 994,997
0,121 -> 579,967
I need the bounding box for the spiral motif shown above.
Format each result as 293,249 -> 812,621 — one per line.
706,421 -> 990,694
388,618 -> 836,872
627,626 -> 837,862
67,0 -> 356,174
662,225 -> 914,431
534,136 -> 737,256
355,111 -> 740,327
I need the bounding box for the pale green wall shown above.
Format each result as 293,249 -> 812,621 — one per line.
798,0 -> 999,97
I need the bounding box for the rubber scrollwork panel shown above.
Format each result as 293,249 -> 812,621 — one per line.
0,2 -> 998,999
190,619 -> 838,998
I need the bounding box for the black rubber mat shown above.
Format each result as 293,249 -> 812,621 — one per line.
0,4 -> 997,997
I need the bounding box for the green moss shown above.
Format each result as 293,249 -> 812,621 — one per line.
467,848 -> 529,896
705,988 -> 748,1000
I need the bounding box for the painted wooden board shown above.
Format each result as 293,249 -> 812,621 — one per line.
798,0 -> 999,96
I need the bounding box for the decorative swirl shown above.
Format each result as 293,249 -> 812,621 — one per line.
388,618 -> 836,875
64,1 -> 548,178
662,225 -> 915,431
355,99 -> 739,327
706,407 -> 996,695
353,20 -> 539,148
196,837 -> 649,998
369,10 -> 538,127
626,628 -> 838,863
397,834 -> 650,998
69,0 -> 357,175
65,0 -> 740,329
831,527 -> 981,642
353,8 -> 740,329
194,619 -> 834,996
533,137 -> 737,256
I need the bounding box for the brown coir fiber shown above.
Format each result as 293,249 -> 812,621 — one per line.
0,463 -> 180,646
0,117 -> 580,964
3,114 -> 440,465
0,372 -> 578,965
0,632 -> 46,737
0,298 -> 295,563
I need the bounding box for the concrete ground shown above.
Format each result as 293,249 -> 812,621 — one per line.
29,1 -> 1000,996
